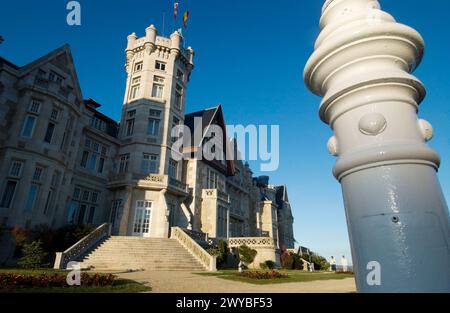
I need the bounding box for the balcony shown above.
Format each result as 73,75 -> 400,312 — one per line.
107,173 -> 189,195
202,189 -> 230,204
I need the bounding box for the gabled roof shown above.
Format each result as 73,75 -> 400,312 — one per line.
2,44 -> 83,102
184,105 -> 235,176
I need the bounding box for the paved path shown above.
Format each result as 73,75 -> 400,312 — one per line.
115,270 -> 356,293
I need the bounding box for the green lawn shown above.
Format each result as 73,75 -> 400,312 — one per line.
0,269 -> 151,293
196,270 -> 354,285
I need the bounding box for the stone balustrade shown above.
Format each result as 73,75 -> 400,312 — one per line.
54,223 -> 111,270
170,227 -> 217,271
227,237 -> 276,248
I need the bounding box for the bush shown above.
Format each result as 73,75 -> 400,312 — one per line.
18,240 -> 48,269
264,260 -> 276,270
238,245 -> 257,265
237,270 -> 288,280
206,239 -> 229,268
259,263 -> 268,270
310,253 -> 330,271
0,272 -> 115,289
281,253 -> 294,269
11,226 -> 28,258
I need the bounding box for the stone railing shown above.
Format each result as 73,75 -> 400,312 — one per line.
227,237 -> 276,248
171,227 -> 217,272
54,223 -> 111,270
183,228 -> 208,243
169,177 -> 189,194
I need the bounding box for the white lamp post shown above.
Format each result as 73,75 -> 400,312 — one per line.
304,0 -> 450,292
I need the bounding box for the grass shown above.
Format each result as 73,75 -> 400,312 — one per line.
0,268 -> 151,293
196,269 -> 354,285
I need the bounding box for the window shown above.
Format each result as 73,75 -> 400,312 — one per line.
130,77 -> 141,99
9,161 -> 23,178
125,110 -> 136,137
88,153 -> 98,171
51,171 -> 60,187
134,62 -> 143,72
149,109 -> 161,118
169,159 -> 179,179
176,69 -> 184,81
1,181 -> 17,208
85,138 -> 91,148
155,61 -> 166,71
175,84 -> 183,109
67,201 -> 78,224
147,118 -> 160,137
29,99 -> 41,114
151,76 -> 164,98
101,146 -> 107,155
87,206 -> 96,224
90,116 -> 106,131
98,157 -> 105,174
50,108 -> 59,120
80,151 -> 89,168
82,190 -> 90,201
119,154 -> 130,173
110,200 -> 122,227
141,154 -> 159,174
91,192 -> 98,203
33,167 -> 44,181
49,71 -> 64,85
44,122 -> 56,143
171,116 -> 180,143
21,116 -> 37,138
73,188 -> 81,200
25,185 -> 39,212
43,189 -> 54,215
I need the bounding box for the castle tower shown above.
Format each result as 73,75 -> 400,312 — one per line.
109,25 -> 195,238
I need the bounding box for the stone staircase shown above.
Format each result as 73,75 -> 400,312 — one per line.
77,236 -> 206,271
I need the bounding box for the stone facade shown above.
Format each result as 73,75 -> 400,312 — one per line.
0,25 -> 295,264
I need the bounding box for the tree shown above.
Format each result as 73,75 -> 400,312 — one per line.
18,240 -> 48,269
238,245 -> 257,265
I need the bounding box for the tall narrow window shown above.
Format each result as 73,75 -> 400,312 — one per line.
169,159 -> 179,179
43,189 -> 54,215
171,116 -> 180,143
25,184 -> 39,212
175,84 -> 183,110
98,157 -> 105,174
130,77 -> 141,100
9,161 -> 23,178
50,108 -> 59,120
151,76 -> 164,98
44,122 -> 55,143
88,153 -> 98,171
33,167 -> 44,181
29,99 -> 41,114
125,110 -> 136,137
21,116 -> 37,138
176,69 -> 184,81
141,154 -> 159,174
0,181 -> 17,208
80,151 -> 89,168
87,206 -> 96,224
119,154 -> 130,173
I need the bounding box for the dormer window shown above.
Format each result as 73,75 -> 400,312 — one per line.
49,71 -> 64,85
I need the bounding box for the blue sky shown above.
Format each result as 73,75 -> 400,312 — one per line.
2,0 -> 450,264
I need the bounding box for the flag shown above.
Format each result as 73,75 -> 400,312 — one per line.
173,2 -> 179,20
183,10 -> 189,29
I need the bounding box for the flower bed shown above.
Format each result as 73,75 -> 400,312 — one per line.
0,272 -> 115,290
237,270 -> 289,280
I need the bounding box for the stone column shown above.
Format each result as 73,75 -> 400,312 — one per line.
304,0 -> 450,292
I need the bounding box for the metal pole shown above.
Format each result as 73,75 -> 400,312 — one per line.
304,0 -> 450,292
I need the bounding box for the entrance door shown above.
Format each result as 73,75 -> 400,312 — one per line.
132,201 -> 152,237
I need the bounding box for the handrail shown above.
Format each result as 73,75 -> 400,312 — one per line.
171,227 -> 217,272
53,223 -> 111,270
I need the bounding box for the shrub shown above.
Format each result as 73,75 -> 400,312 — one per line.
11,226 -> 28,258
259,263 -> 268,270
264,260 -> 276,270
281,253 -> 294,269
310,253 -> 330,271
237,270 -> 288,280
0,272 -> 115,289
238,245 -> 257,265
18,240 -> 48,269
217,239 -> 228,265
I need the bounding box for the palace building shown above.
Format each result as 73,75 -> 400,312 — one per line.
0,25 -> 295,268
